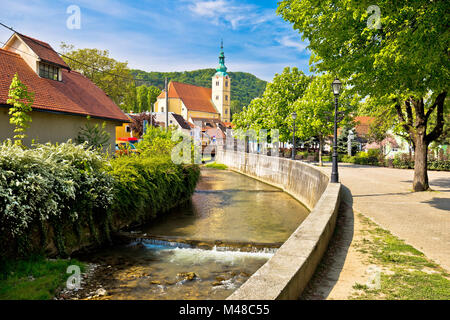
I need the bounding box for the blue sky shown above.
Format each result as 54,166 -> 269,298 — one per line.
0,0 -> 311,81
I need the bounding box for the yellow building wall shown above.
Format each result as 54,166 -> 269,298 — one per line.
0,107 -> 122,152
188,110 -> 220,120
155,98 -> 182,114
116,123 -> 137,140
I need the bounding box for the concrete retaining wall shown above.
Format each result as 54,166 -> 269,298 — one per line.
216,149 -> 341,300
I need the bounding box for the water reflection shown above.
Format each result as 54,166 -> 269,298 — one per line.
73,168 -> 309,300
140,168 -> 309,244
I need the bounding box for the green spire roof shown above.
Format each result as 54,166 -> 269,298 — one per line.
215,40 -> 228,76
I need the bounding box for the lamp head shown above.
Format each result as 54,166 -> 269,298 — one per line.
332,78 -> 342,96
292,111 -> 297,120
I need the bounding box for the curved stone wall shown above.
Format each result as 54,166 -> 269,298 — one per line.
216,149 -> 341,300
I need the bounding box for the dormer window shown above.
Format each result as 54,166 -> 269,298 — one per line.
39,62 -> 60,81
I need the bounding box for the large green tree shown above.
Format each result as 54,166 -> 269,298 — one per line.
278,0 -> 449,191
136,85 -> 149,112
233,67 -> 311,142
60,43 -> 133,107
293,74 -> 357,165
147,86 -> 161,112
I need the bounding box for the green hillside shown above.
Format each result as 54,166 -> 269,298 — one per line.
130,69 -> 267,116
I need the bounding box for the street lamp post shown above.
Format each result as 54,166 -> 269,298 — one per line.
331,78 -> 342,183
292,111 -> 297,160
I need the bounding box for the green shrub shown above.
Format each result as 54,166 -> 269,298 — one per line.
109,154 -> 199,223
340,152 -> 379,166
204,162 -> 228,170
393,153 -> 413,169
0,140 -> 114,257
428,160 -> 450,171
109,127 -> 200,225
0,129 -> 201,259
341,155 -> 355,163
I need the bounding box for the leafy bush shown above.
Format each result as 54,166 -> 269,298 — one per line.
428,160 -> 450,171
204,162 -> 228,170
75,116 -> 111,150
392,153 -> 450,171
109,127 -> 200,226
0,129 -> 201,259
109,154 -> 199,224
340,151 -> 379,166
341,155 -> 355,163
0,140 -> 114,257
392,153 -> 413,169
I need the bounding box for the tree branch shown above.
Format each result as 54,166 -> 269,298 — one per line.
425,91 -> 447,144
394,100 -> 413,137
425,92 -> 446,121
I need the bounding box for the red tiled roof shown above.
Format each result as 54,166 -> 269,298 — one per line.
223,122 -> 235,128
18,34 -> 69,69
354,116 -> 375,136
0,48 -> 128,122
171,113 -> 191,130
158,81 -> 219,114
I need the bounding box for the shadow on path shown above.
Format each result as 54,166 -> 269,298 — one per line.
353,192 -> 411,197
300,185 -> 355,300
421,198 -> 450,211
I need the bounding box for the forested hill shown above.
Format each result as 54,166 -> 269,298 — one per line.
131,68 -> 267,113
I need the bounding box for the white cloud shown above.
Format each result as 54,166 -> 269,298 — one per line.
189,0 -> 228,17
278,35 -> 308,52
187,0 -> 270,30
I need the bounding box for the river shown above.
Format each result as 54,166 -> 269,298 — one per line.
68,168 -> 309,300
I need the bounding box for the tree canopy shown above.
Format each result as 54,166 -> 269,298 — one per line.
233,67 -> 311,142
60,43 -> 132,107
278,0 -> 449,191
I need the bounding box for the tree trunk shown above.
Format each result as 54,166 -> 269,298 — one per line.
394,92 -> 447,192
413,133 -> 429,191
318,135 -> 323,167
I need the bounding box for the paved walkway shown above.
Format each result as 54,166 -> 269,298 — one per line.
318,163 -> 450,271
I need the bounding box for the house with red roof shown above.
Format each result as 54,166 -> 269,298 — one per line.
0,33 -> 129,150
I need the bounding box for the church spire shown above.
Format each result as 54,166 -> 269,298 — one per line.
216,40 -> 228,76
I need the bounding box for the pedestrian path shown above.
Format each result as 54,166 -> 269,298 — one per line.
319,163 -> 450,271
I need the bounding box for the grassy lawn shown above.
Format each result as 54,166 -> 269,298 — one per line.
0,256 -> 85,300
351,214 -> 450,300
203,162 -> 228,170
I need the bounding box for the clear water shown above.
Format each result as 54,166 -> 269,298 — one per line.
76,168 -> 309,300
140,168 -> 310,244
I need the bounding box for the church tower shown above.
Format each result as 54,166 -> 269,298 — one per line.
212,41 -> 231,122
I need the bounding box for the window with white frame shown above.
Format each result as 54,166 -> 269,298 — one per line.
39,62 -> 60,81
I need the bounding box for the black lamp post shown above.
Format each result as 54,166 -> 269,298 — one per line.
331,78 -> 342,183
292,111 -> 297,160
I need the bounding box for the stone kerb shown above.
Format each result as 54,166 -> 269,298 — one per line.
216,148 -> 341,300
